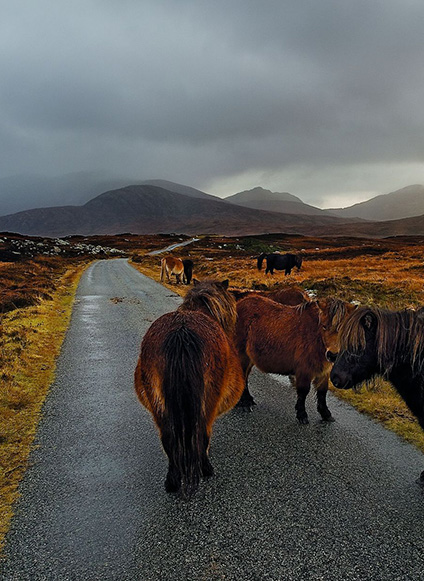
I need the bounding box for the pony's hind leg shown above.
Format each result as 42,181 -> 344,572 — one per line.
313,374 -> 335,422
295,374 -> 311,424
201,433 -> 214,478
161,429 -> 181,493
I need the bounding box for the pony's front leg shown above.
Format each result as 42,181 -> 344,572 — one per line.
295,374 -> 311,424
313,374 -> 335,422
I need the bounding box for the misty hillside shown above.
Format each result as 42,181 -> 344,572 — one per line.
225,187 -> 337,217
140,180 -> 217,201
0,171 -> 149,215
0,184 -> 350,238
328,185 -> 424,221
0,174 -> 221,216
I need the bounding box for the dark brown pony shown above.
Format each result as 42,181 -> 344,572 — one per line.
134,279 -> 245,496
235,295 -> 356,423
329,306 -> 424,484
160,256 -> 184,283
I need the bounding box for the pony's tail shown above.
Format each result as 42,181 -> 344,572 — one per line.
257,253 -> 266,271
160,258 -> 165,281
162,325 -> 206,497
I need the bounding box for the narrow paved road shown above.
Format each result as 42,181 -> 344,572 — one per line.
1,259 -> 424,581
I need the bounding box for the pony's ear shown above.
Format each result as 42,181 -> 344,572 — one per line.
193,278 -> 200,286
362,312 -> 376,330
220,279 -> 229,290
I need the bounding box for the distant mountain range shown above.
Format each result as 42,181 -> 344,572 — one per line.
328,185 -> 424,221
224,187 -> 342,218
0,184 -> 351,237
0,177 -> 424,237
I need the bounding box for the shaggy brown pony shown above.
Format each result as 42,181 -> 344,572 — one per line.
235,295 -> 356,423
134,279 -> 245,496
160,256 -> 184,284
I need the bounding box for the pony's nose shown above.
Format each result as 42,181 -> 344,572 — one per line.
331,374 -> 340,388
330,368 -> 342,387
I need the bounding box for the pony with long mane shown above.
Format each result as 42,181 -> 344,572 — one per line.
134,279 -> 245,496
329,306 -> 424,484
160,256 -> 184,284
235,294 -> 356,423
257,253 -> 303,275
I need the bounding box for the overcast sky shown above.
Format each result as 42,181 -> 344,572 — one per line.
1,0 -> 424,209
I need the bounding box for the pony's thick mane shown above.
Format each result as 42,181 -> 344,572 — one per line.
179,281 -> 237,336
340,306 -> 424,376
326,298 -> 352,330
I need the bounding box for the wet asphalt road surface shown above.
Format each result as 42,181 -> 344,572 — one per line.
1,258 -> 424,581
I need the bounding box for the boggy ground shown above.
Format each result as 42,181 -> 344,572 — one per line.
131,232 -> 424,456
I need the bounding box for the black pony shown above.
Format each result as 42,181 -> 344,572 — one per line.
257,253 -> 302,275
183,259 -> 194,285
329,306 -> 424,485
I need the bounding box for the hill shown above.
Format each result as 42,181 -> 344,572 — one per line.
312,212 -> 424,238
139,180 -> 217,201
0,184 -> 349,237
225,187 -> 337,217
328,185 -> 424,221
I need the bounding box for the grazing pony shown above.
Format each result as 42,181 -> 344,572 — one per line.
134,279 -> 245,496
257,253 -> 303,276
160,256 -> 184,284
235,295 -> 356,423
182,259 -> 194,285
329,306 -> 424,485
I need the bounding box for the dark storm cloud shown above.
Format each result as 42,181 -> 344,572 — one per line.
0,0 -> 423,209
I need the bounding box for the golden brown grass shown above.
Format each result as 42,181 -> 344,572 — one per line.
0,260 -> 90,551
130,234 -> 424,455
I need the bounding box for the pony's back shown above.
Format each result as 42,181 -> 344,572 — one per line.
236,295 -> 323,376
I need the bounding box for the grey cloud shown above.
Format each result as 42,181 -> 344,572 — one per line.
0,0 -> 423,208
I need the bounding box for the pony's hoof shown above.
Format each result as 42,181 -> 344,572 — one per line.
202,461 -> 214,479
165,477 -> 180,494
320,414 -> 335,423
297,415 -> 309,425
236,398 -> 256,409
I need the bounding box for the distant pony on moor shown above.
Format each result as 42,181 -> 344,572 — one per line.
134,279 -> 245,497
160,256 -> 184,284
257,252 -> 303,276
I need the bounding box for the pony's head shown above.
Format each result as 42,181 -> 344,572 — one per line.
329,307 -> 381,389
181,279 -> 237,335
330,306 -> 424,390
294,255 -> 303,270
